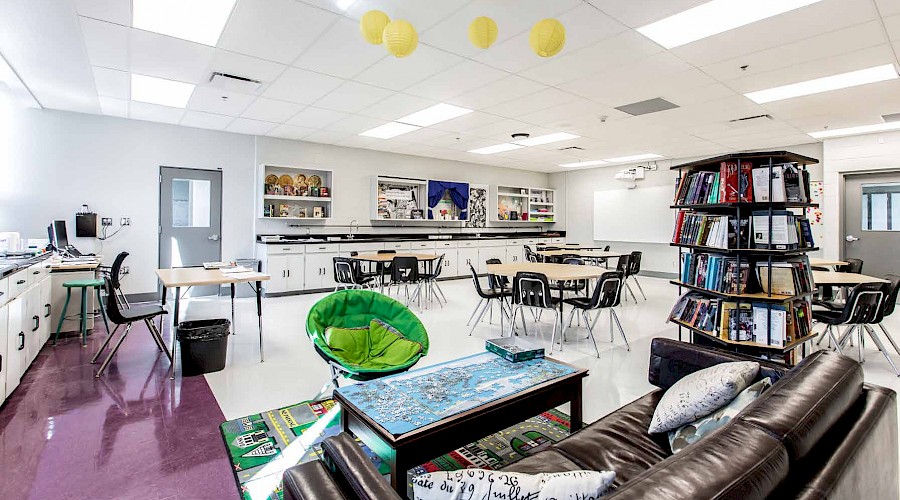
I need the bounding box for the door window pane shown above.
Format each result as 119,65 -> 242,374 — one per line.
172,179 -> 211,227
862,182 -> 900,231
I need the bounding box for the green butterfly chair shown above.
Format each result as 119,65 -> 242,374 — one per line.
306,290 -> 429,390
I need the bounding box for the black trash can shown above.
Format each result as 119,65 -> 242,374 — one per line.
177,319 -> 230,376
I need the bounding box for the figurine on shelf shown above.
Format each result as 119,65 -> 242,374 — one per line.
279,204 -> 290,217
313,206 -> 325,218
283,184 -> 296,196
319,187 -> 329,197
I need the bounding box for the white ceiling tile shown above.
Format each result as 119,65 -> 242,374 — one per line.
430,111 -> 504,133
353,45 -> 463,91
883,14 -> 900,40
473,32 -> 544,74
262,67 -> 344,104
466,118 -> 534,139
876,0 -> 900,16
406,60 -> 508,101
560,51 -> 692,103
92,66 -> 129,99
267,123 -> 317,140
302,128 -> 351,144
208,49 -> 287,84
287,106 -> 349,128
79,17 -> 128,70
357,93 -> 436,120
312,81 -> 393,113
226,117 -> 278,135
447,75 -> 547,110
586,0 -> 708,28
129,29 -> 215,83
296,0 -> 359,14
344,0 -> 470,31
392,126 -> 449,143
293,18 -> 386,78
180,110 -> 234,130
98,96 -> 128,117
555,2 -> 628,52
187,86 -> 256,115
483,87 -> 579,119
218,0 -> 338,64
324,114 -> 384,134
75,0 -> 131,25
240,97 -> 303,122
129,101 -> 184,124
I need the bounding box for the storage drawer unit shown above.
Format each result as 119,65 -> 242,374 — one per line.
384,241 -> 412,251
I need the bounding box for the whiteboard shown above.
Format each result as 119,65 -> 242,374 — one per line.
593,186 -> 675,244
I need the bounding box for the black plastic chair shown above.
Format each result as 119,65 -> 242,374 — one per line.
420,254 -> 447,307
867,274 -> 900,376
389,256 -> 422,307
524,245 -> 539,263
625,251 -> 647,300
551,257 -> 587,296
615,254 -> 636,302
508,272 -> 563,353
562,270 -> 629,355
813,282 -> 886,363
91,277 -> 170,377
467,263 -> 512,336
333,256 -> 373,291
840,258 -> 864,274
485,258 -> 509,291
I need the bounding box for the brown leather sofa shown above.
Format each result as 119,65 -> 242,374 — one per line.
282,338 -> 898,499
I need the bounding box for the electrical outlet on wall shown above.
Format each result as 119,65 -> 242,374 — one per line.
101,218 -> 112,227
120,217 -> 131,226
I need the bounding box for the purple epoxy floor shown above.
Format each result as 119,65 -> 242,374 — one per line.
0,321 -> 238,500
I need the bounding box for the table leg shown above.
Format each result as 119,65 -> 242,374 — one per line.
559,286 -> 565,342
570,378 -> 584,431
256,281 -> 264,362
80,286 -> 88,347
170,287 -> 180,380
230,283 -> 236,335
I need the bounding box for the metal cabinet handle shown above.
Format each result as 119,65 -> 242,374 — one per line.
287,270 -> 290,278
32,315 -> 39,332
282,270 -> 286,278
16,279 -> 25,285
18,332 -> 25,350
45,303 -> 51,317
282,248 -> 291,251
33,270 -> 40,275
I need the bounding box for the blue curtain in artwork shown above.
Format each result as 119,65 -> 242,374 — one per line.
427,180 -> 470,220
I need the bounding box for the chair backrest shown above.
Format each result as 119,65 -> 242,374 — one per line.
604,245 -> 611,251
615,254 -> 631,274
102,277 -> 128,325
485,258 -> 509,289
109,251 -> 129,289
469,263 -> 492,299
524,245 -> 537,262
839,282 -> 886,325
627,251 -> 643,276
390,256 -> 419,283
588,271 -> 624,309
431,254 -> 445,278
880,274 -> 900,318
841,258 -> 863,274
333,256 -> 358,285
350,251 -> 358,256
512,272 -> 553,308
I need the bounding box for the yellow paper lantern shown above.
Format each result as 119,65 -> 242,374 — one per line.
468,16 -> 498,49
360,10 -> 390,45
529,18 -> 566,57
383,20 -> 418,58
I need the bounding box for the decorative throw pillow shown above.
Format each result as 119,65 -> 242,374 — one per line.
412,469 -> 616,500
648,361 -> 760,434
668,377 -> 772,454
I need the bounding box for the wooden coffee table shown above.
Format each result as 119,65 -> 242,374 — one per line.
332,352 -> 588,496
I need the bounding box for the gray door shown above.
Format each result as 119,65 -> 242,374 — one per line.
159,166 -> 222,296
843,171 -> 900,278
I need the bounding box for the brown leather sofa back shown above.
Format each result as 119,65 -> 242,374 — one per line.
648,338 -> 787,390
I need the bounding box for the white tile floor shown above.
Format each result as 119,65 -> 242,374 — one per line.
175,276 -> 900,433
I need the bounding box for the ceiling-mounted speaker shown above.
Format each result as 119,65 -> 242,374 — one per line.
208,72 -> 262,93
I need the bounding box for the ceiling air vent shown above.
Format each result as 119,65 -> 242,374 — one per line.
209,72 -> 262,93
726,113 -> 773,129
615,97 -> 679,116
728,114 -> 773,123
558,146 -> 584,151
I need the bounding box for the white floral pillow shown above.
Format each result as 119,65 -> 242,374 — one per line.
412,469 -> 616,500
648,361 -> 759,434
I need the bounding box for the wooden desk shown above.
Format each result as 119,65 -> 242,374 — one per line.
486,262 -> 607,281
812,271 -> 888,285
536,249 -> 625,260
156,267 -> 271,378
47,259 -> 101,271
809,258 -> 849,268
350,253 -> 440,262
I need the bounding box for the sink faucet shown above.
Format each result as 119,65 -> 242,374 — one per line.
349,219 -> 359,239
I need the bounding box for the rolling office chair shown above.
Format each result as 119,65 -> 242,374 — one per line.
467,263 -> 512,335
507,272 -> 563,353
562,270 -> 629,356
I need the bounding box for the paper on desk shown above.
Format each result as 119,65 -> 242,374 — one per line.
220,266 -> 254,275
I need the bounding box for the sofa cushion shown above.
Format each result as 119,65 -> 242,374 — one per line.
546,391 -> 672,486
738,350 -> 863,461
649,361 -> 759,433
412,470 -> 615,500
648,338 -> 786,390
502,449 -> 586,475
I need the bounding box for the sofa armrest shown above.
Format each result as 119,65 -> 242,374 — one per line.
648,338 -> 788,390
283,460 -> 351,500
284,432 -> 401,500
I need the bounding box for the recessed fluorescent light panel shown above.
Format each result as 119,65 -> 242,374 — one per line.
359,122 -> 420,139
468,143 -> 524,155
133,0 -> 238,46
604,154 -> 663,163
558,160 -> 608,168
398,103 -> 472,127
512,132 -> 580,147
637,0 -> 824,49
808,122 -> 900,139
130,74 -> 195,108
744,64 -> 898,104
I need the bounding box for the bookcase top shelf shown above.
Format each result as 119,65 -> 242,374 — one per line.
671,320 -> 818,352
669,243 -> 820,255
671,151 -> 819,170
671,202 -> 819,210
670,280 -> 816,303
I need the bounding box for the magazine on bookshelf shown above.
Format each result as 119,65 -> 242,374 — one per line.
755,256 -> 815,296
751,211 -> 815,249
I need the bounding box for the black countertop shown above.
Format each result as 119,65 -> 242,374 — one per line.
0,253 -> 50,279
256,231 -> 565,245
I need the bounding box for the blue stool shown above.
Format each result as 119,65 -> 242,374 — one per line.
54,278 -> 110,346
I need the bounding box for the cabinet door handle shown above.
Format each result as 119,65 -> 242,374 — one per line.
18,332 -> 25,350
45,303 -> 51,317
33,270 -> 40,275
287,269 -> 290,278
282,270 -> 286,278
32,315 -> 39,332
16,279 -> 25,285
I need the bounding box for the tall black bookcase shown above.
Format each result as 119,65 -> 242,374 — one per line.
669,151 -> 819,365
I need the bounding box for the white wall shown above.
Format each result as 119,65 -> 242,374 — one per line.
551,143 -> 824,275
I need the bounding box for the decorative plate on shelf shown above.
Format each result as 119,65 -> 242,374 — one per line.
307,175 -> 322,187
278,174 -> 294,186
295,174 -> 307,188
265,174 -> 278,185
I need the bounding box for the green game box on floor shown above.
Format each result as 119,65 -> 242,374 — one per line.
486,337 -> 545,362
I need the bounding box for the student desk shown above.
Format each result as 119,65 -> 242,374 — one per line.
812,271 -> 888,285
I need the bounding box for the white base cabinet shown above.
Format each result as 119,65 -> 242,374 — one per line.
5,294 -> 26,397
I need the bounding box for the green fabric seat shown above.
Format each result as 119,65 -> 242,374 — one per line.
307,290 -> 429,381
63,278 -> 105,288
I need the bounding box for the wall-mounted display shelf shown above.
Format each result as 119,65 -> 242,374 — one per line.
668,151 -> 819,366
495,185 -> 555,223
258,164 -> 333,221
372,176 -> 428,220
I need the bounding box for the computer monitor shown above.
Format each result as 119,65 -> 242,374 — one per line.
52,220 -> 69,249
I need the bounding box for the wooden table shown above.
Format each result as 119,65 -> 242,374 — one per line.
812,270 -> 888,285
156,267 -> 270,378
333,356 -> 587,496
350,252 -> 440,262
537,249 -> 625,260
809,257 -> 849,268
47,259 -> 101,271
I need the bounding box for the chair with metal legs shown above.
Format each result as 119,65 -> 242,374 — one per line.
562,270 -> 628,356
873,275 -> 900,366
420,254 -> 447,307
333,256 -> 373,291
625,251 -> 647,301
467,263 -> 512,335
507,272 -> 562,353
812,282 -> 886,365
388,256 -> 422,308
614,254 -> 637,302
91,278 -> 171,377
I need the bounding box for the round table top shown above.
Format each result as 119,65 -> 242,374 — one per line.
350,253 -> 441,262
486,262 -> 609,281
812,270 -> 888,285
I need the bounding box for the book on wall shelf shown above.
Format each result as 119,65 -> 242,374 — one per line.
669,151 -> 819,365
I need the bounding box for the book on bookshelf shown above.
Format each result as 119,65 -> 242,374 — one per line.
755,256 -> 815,296
751,211 -> 815,249
751,163 -> 812,203
680,253 -> 750,294
669,292 -> 719,334
672,211 -> 751,249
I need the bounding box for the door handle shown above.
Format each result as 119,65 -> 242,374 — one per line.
208,234 -> 220,241
32,315 -> 39,332
845,235 -> 860,242
45,303 -> 51,317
